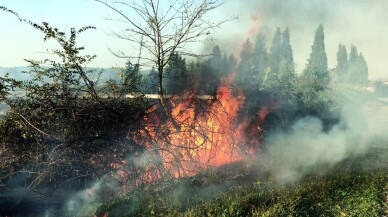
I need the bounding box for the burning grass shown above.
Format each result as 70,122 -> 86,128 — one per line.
112,77 -> 266,188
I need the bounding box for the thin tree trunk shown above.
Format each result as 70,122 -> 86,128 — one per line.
157,67 -> 181,131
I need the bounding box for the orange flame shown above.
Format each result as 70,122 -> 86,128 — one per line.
137,75 -> 258,179
93,15 -> 268,187
115,15 -> 265,184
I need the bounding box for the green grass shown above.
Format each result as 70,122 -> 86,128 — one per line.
91,153 -> 387,217
185,171 -> 386,217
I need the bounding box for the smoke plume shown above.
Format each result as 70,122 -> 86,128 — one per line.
262,91 -> 387,182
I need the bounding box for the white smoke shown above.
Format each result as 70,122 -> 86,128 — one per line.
211,0 -> 388,79
262,91 -> 387,182
65,175 -> 121,215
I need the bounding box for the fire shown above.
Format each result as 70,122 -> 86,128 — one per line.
95,15 -> 267,187
119,21 -> 275,182
136,75 -> 260,180
89,78 -> 270,189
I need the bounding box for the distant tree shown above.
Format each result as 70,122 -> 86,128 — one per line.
347,45 -> 369,86
137,67 -> 158,94
164,52 -> 187,94
303,24 -> 329,89
211,45 -> 222,68
237,39 -> 255,88
335,44 -> 348,83
0,80 -> 4,99
279,28 -> 294,77
253,34 -> 268,83
186,60 -> 211,94
208,45 -> 222,82
348,45 -> 358,63
266,28 -> 297,128
221,53 -> 229,73
107,60 -> 142,97
357,53 -> 369,85
265,27 -> 295,93
267,28 -> 282,81
240,39 -> 254,64
347,44 -> 359,83
277,28 -> 296,95
228,54 -> 238,70
298,24 -> 334,117
198,45 -> 234,91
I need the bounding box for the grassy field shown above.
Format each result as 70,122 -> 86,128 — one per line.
89,146 -> 387,217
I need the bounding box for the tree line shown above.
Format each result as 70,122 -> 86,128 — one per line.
144,24 -> 369,94
140,24 -> 369,130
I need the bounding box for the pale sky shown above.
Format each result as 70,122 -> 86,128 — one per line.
0,0 -> 129,68
1,0 -> 387,80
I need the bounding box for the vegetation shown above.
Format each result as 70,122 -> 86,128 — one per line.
0,1 -> 381,217
0,7 -> 147,195
335,44 -> 369,86
92,150 -> 387,217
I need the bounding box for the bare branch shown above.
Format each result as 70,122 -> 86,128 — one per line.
94,0 -> 227,73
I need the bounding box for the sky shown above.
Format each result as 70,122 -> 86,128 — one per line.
0,0 -> 387,80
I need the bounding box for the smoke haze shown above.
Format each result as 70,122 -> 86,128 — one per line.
262,91 -> 387,182
208,0 -> 388,80
1,1 -> 387,215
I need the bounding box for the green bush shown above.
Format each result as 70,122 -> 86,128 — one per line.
0,11 -> 147,194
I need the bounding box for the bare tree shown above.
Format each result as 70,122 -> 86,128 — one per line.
95,0 -> 230,111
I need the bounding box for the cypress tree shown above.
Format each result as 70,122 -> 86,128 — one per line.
240,39 -> 253,63
222,53 -> 229,74
347,45 -> 359,84
164,52 -> 187,93
348,45 -> 358,66
264,27 -> 296,92
279,28 -> 295,80
303,24 -> 329,88
358,53 -> 369,85
346,45 -> 369,86
281,28 -> 294,71
335,44 -> 348,83
237,39 -> 254,87
228,55 -> 237,71
253,34 -> 268,83
209,45 -> 222,80
268,28 -> 282,77
211,45 -> 222,67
